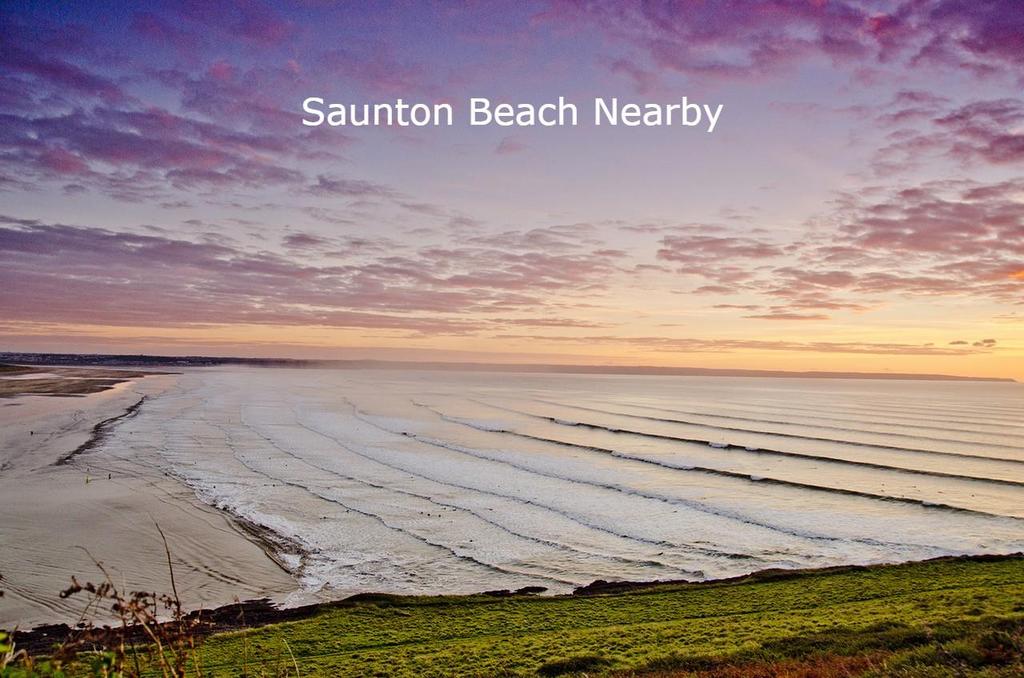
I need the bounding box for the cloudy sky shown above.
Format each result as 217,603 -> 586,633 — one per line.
1,0 -> 1022,378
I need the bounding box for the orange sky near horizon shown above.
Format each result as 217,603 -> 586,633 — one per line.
3,319 -> 1021,381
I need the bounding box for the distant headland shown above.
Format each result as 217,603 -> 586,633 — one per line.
0,352 -> 1015,382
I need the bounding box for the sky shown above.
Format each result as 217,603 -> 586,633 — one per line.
0,0 -> 1022,379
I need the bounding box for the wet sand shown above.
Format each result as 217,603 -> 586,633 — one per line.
0,364 -> 160,398
0,368 -> 297,629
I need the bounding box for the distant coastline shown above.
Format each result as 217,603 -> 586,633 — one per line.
0,352 -> 1015,383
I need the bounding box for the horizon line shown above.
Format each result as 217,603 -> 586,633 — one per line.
0,351 -> 1015,383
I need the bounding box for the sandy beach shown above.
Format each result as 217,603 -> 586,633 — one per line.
3,364 -> 1023,634
0,367 -> 296,629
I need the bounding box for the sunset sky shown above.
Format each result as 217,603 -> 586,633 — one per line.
1,1 -> 1022,379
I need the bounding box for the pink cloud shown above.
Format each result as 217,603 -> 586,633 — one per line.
658,233 -> 783,266
307,175 -> 395,198
745,312 -> 831,321
647,178 -> 1022,314
0,216 -> 625,335
546,1 -> 1024,83
496,136 -> 527,155
492,333 -> 988,356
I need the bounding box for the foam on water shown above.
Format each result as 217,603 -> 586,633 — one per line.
95,367 -> 1024,597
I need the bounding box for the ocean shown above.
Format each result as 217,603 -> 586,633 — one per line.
90,367 -> 1024,597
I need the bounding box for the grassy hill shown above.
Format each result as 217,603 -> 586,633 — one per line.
196,555 -> 1024,676
7,555 -> 1024,676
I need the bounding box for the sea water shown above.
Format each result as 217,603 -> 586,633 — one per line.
95,367 -> 1024,596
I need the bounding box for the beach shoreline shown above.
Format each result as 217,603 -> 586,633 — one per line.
0,367 -> 300,629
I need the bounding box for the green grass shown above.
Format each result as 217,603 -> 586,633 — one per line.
180,555 -> 1024,676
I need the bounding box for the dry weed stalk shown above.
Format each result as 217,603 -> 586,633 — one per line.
10,523 -> 209,677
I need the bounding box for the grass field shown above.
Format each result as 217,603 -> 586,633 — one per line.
6,555 -> 1024,676
190,555 -> 1024,676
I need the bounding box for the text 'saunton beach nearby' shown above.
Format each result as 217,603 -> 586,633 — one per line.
301,96 -> 726,131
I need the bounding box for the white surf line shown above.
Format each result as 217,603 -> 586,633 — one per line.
732,397 -> 1024,431
504,396 -> 1024,461
390,400 -> 934,551
500,398 -> 1024,484
208,419 -> 579,588
242,411 -> 703,579
419,400 -> 1024,522
293,408 -> 749,567
573,396 -> 1024,446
